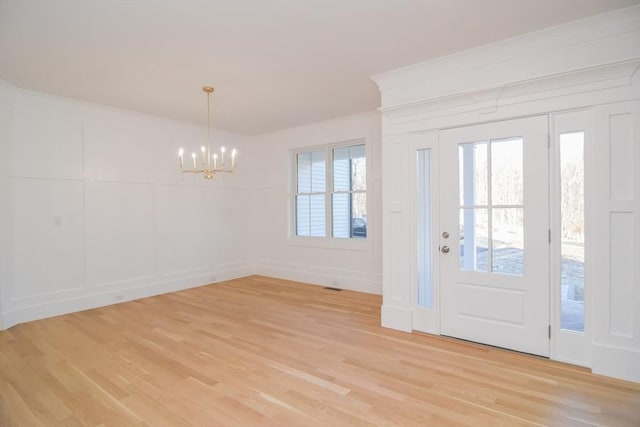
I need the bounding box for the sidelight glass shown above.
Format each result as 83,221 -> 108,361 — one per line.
559,132 -> 585,332
417,149 -> 433,307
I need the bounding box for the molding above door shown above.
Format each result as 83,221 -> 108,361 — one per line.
377,60 -> 640,126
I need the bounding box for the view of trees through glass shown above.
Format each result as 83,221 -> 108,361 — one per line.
458,138 -> 524,275
560,132 -> 585,332
456,133 -> 585,332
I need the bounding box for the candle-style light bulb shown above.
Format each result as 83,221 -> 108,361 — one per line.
201,146 -> 206,166
191,152 -> 197,169
221,146 -> 226,166
213,153 -> 218,170
178,148 -> 184,171
231,149 -> 237,169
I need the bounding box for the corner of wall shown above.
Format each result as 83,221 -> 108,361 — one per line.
0,80 -> 14,330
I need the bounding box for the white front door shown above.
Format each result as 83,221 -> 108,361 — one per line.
439,116 -> 550,357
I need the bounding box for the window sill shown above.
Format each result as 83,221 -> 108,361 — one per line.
288,236 -> 371,252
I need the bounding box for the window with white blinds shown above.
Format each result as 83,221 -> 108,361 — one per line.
294,141 -> 366,239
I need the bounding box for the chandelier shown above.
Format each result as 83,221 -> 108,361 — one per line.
178,86 -> 237,179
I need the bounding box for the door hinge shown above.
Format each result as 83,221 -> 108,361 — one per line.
547,133 -> 551,148
548,325 -> 551,339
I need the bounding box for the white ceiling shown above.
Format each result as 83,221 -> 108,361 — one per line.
1,0 -> 638,134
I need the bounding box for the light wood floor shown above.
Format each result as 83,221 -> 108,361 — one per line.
1,276 -> 638,426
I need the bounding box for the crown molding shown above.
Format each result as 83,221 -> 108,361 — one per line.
371,5 -> 640,119
379,59 -> 640,125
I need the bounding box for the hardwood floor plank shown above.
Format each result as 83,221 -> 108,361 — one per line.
1,275 -> 639,426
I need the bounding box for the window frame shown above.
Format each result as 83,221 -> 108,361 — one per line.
291,138 -> 368,244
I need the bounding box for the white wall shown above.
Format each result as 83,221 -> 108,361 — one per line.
249,112 -> 382,294
0,81 -> 253,329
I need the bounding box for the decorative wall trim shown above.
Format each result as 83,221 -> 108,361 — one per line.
254,259 -> 382,295
592,343 -> 640,383
372,5 -> 640,104
1,264 -> 252,330
381,304 -> 412,332
378,60 -> 640,126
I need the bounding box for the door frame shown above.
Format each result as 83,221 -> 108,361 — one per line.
409,112 -> 591,366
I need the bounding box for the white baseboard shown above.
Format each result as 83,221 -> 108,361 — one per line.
381,304 -> 412,332
1,265 -> 252,330
592,342 -> 640,383
254,260 -> 382,295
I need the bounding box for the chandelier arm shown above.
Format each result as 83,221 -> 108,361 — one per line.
177,86 -> 237,180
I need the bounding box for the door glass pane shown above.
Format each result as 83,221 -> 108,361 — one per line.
417,150 -> 433,307
492,208 -> 524,275
491,138 -> 524,205
560,132 -> 585,332
459,142 -> 488,206
459,208 -> 489,272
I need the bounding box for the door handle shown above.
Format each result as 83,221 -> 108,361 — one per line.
441,246 -> 450,253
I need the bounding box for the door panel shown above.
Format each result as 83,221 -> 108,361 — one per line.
439,116 -> 550,357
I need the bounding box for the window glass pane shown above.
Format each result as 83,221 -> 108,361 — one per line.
460,208 -> 489,272
417,149 -> 433,307
333,193 -> 367,238
491,137 -> 524,205
492,208 -> 524,275
351,193 -> 366,238
296,143 -> 365,240
333,147 -> 350,191
351,145 -> 366,191
333,144 -> 366,192
296,194 -> 325,237
332,193 -> 349,238
297,152 -> 311,193
459,142 -> 488,206
311,150 -> 326,193
309,194 -> 325,237
296,195 -> 310,236
560,132 -> 585,332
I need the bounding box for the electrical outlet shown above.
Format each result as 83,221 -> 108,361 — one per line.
113,294 -> 124,302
